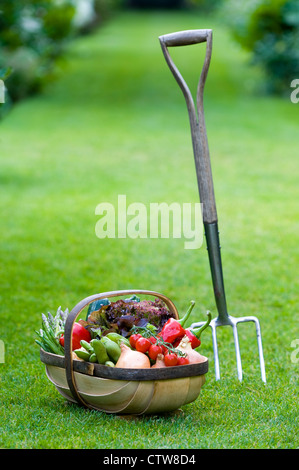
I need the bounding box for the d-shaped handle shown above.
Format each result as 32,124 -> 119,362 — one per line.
159,29 -> 217,225
159,29 -> 211,47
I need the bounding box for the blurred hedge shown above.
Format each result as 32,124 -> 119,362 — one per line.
125,0 -> 222,11
0,0 -> 120,117
222,0 -> 299,95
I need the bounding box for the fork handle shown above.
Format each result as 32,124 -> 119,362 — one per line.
160,29 -> 229,322
159,29 -> 217,224
159,29 -> 211,47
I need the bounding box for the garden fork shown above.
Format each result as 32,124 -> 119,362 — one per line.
159,29 -> 266,382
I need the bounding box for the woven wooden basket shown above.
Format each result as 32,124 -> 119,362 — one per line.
40,290 -> 208,415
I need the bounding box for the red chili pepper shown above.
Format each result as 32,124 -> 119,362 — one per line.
59,322 -> 91,351
184,329 -> 201,348
161,319 -> 185,344
161,301 -> 195,345
185,311 -> 212,349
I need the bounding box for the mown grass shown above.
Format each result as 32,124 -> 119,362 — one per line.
0,10 -> 298,449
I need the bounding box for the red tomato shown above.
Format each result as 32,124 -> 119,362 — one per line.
129,333 -> 142,348
148,343 -> 163,361
164,352 -> 178,367
135,337 -> 152,353
177,356 -> 190,365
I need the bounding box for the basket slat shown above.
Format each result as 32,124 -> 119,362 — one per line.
142,377 -> 191,414
40,348 -> 209,381
121,381 -> 155,415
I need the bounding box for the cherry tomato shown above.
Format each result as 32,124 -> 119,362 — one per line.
177,356 -> 190,365
149,336 -> 157,344
129,333 -> 142,349
148,343 -> 163,361
164,352 -> 178,367
135,337 -> 152,353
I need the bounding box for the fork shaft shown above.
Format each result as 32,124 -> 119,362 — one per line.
204,222 -> 230,325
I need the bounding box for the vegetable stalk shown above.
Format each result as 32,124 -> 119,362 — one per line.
184,311 -> 212,348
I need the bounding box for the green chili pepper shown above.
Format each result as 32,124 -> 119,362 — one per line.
100,336 -> 121,363
89,353 -> 97,363
90,339 -> 109,364
106,332 -> 132,349
74,348 -> 91,361
80,339 -> 94,354
105,361 -> 115,367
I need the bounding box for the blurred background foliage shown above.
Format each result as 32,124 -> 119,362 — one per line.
0,0 -> 298,119
222,0 -> 299,95
0,0 -> 121,116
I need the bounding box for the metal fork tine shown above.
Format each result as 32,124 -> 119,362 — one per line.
235,316 -> 266,383
254,318 -> 267,383
210,321 -> 221,381
191,316 -> 266,382
232,320 -> 243,382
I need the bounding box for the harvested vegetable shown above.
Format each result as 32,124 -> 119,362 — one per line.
164,352 -> 178,367
73,348 -> 91,361
115,343 -> 151,369
177,356 -> 190,365
59,322 -> 91,351
148,343 -> 163,361
106,332 -> 132,349
151,354 -> 166,368
135,336 -> 153,353
176,335 -> 207,364
129,324 -> 188,366
105,361 -> 115,367
84,296 -> 176,338
79,339 -> 93,354
35,307 -> 68,355
100,336 -> 121,363
184,311 -> 211,349
35,298 -> 209,371
160,301 -> 195,344
129,333 -> 142,348
89,353 -> 97,363
90,339 -> 110,364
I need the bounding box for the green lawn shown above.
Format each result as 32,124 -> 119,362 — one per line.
0,10 -> 298,449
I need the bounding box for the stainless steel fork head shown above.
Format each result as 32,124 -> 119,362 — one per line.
191,315 -> 266,383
